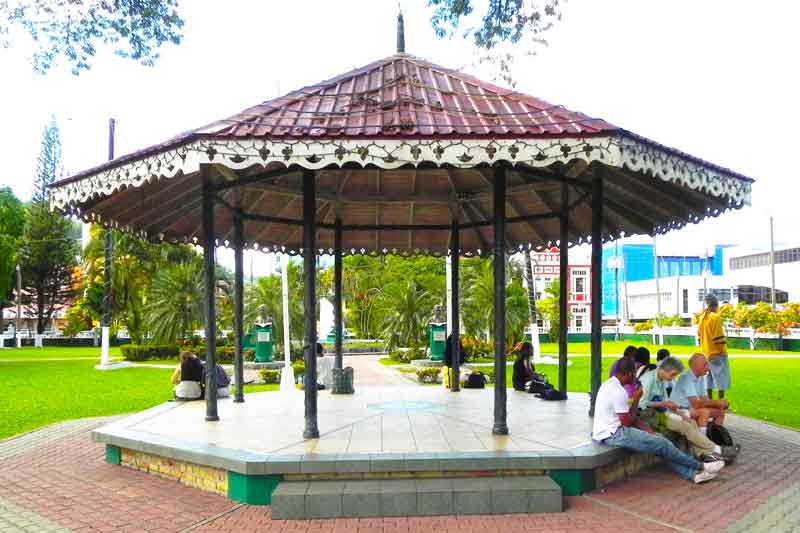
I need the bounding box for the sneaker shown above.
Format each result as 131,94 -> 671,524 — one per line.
701,452 -> 725,463
703,460 -> 725,474
694,470 -> 718,484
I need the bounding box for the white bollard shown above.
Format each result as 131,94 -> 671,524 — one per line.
34,334 -> 43,348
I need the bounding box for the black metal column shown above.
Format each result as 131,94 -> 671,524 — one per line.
334,218 -> 343,370
233,214 -> 245,403
492,165 -> 508,435
302,169 -> 319,439
201,175 -> 219,422
450,217 -> 460,392
589,175 -> 604,416
559,182 -> 569,399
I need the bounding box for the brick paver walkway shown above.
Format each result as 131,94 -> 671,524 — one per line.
2,358 -> 799,532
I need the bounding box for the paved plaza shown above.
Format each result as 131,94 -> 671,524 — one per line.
2,356 -> 799,532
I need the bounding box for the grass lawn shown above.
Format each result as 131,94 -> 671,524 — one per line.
0,346 -> 123,360
0,356 -> 280,440
503,356 -> 800,429
538,340 -> 795,356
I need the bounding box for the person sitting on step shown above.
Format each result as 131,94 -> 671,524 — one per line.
671,353 -> 733,434
172,351 -> 204,401
638,356 -> 738,463
592,357 -> 725,484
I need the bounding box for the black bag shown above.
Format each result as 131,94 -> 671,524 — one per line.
527,373 -> 551,394
535,388 -> 565,401
707,421 -> 734,447
464,372 -> 487,389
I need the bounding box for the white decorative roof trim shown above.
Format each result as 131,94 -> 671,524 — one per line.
50,134 -> 751,213
50,137 -> 620,210
619,135 -> 751,206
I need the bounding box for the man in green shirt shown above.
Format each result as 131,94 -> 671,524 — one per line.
639,357 -> 735,462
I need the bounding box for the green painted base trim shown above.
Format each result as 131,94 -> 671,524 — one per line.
227,471 -> 281,505
105,444 -> 121,465
549,469 -> 595,496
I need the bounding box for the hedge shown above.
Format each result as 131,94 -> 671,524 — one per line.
259,369 -> 281,384
120,344 -> 180,361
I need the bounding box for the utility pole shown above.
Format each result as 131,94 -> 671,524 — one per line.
97,118 -> 126,370
15,264 -> 21,348
653,235 -> 662,344
614,241 -> 621,338
770,216 -> 776,310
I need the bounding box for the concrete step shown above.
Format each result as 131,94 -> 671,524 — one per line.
271,476 -> 562,519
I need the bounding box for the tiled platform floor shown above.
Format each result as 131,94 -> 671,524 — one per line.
97,386 -> 595,457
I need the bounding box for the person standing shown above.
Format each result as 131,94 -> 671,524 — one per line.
697,294 -> 729,399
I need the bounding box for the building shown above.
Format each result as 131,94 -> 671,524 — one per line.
601,241 -> 800,323
527,248 -> 592,331
601,243 -> 727,322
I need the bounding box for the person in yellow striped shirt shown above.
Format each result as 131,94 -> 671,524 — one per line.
697,294 -> 730,399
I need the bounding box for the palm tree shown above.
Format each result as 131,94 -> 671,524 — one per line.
145,260 -> 205,343
379,279 -> 435,350
462,257 -> 530,347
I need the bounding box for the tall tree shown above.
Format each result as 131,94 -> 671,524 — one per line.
31,116 -> 61,204
18,118 -> 78,333
1,0 -> 184,74
0,188 -> 27,319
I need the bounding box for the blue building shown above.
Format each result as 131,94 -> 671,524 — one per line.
602,243 -> 726,319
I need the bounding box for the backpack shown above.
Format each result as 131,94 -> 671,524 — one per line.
707,421 -> 734,447
464,372 -> 487,389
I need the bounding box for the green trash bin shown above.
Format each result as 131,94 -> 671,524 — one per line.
253,322 -> 274,362
429,322 -> 447,361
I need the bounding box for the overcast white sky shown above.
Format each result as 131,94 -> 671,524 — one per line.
1,0 -> 799,273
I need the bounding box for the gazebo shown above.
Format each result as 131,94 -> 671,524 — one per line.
50,22 -> 752,443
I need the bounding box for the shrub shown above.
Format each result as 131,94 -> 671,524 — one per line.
120,344 -> 180,361
416,367 -> 441,384
633,320 -> 653,333
481,367 -> 495,383
292,361 -> 305,377
389,347 -> 427,364
244,349 -> 256,362
461,336 -> 492,361
259,369 -> 280,384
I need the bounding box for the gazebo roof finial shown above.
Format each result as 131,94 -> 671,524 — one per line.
396,4 -> 405,53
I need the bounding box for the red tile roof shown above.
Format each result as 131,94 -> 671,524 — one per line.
194,53 -> 618,139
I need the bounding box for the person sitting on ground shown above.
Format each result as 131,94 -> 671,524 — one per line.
592,357 -> 725,484
316,342 -> 334,390
201,361 -> 231,399
656,348 -> 673,396
443,333 -> 465,388
638,356 -> 738,463
513,342 -> 537,391
697,293 -> 730,399
172,351 -> 204,400
672,353 -> 732,431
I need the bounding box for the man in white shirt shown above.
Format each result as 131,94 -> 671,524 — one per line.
593,358 -> 725,484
